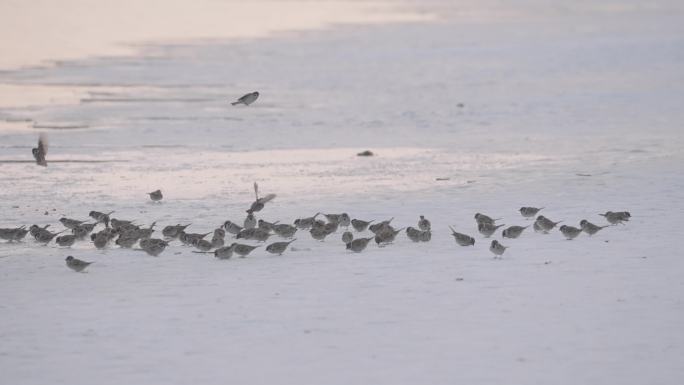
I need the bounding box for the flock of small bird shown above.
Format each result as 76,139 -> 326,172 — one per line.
18,90 -> 633,272
1,181 -> 632,272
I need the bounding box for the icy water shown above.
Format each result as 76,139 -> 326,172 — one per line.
1,1 -> 684,384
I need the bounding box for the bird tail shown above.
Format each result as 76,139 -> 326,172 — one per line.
231,101 -> 241,106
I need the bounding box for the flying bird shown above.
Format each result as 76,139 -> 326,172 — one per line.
247,182 -> 276,213
231,91 -> 259,106
32,134 -> 48,166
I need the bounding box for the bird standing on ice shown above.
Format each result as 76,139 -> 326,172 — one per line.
65,256 -> 93,272
231,91 -> 259,106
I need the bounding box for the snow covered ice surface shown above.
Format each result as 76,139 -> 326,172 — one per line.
1,1 -> 684,384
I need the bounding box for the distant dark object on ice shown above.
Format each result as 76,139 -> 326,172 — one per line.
357,150 -> 374,157
148,189 -> 163,202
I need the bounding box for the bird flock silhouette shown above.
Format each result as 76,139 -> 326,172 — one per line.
1,181 -> 632,272
12,91 -> 632,272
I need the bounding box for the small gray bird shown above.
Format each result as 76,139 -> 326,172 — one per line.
519,207 -> 543,218
244,213 -> 256,229
236,228 -> 257,240
501,225 -> 529,239
258,219 -> 279,232
91,232 -> 109,249
0,227 -> 28,242
192,238 -> 213,251
351,218 -> 373,232
248,183 -> 276,213
324,213 -> 343,224
223,220 -> 244,236
324,213 -> 351,227
213,245 -> 234,260
32,134 -> 48,166
324,221 -> 339,234
346,237 -> 374,253
72,223 -> 96,239
59,217 -> 85,230
579,220 -> 609,236
559,225 -> 583,240
369,218 -> 394,234
211,228 -> 226,248
29,224 -> 50,237
34,229 -> 64,244
162,224 -> 191,238
89,210 -> 114,227
375,227 -> 404,246
273,224 -> 297,238
115,233 -> 140,248
341,231 -> 354,244
310,226 -> 330,241
294,213 -> 320,229
535,216 -> 562,232
0,228 -> 11,241
474,213 -> 500,225
265,239 -> 296,256
179,231 -> 211,246
231,91 -> 259,106
139,238 -> 168,256
449,226 -> 475,246
56,234 -> 77,247
148,189 -> 163,202
477,222 -> 505,238
489,240 -> 507,258
110,218 -> 135,232
230,243 -> 260,258
238,228 -> 272,242
418,215 -> 431,231
339,213 -> 351,227
311,219 -> 326,230
65,256 -> 92,272
135,222 -> 156,239
406,227 -> 424,242
11,227 -> 29,242
599,211 -> 630,225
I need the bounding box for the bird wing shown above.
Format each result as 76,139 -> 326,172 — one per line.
257,193 -> 276,204
34,134 -> 48,166
38,134 -> 48,155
